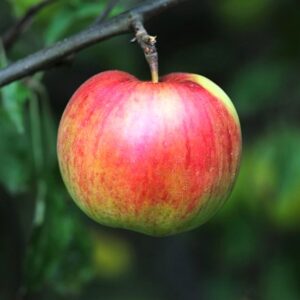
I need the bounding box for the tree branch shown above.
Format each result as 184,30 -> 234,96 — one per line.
0,0 -> 187,88
2,0 -> 56,51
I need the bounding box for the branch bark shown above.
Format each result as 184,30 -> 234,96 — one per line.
0,0 -> 187,88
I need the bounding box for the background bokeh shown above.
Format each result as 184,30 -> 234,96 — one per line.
1,0 -> 300,299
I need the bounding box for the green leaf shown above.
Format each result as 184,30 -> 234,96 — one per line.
0,41 -> 30,133
44,1 -> 124,45
225,126 -> 300,230
230,61 -> 288,117
0,112 -> 32,194
44,9 -> 76,45
215,0 -> 273,30
40,88 -> 57,169
23,184 -> 95,294
262,257 -> 300,300
8,0 -> 42,17
1,82 -> 31,133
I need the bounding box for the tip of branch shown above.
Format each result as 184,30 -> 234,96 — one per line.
147,35 -> 156,45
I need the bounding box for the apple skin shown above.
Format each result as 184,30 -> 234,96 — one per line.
57,70 -> 242,236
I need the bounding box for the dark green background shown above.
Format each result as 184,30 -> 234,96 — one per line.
1,0 -> 300,299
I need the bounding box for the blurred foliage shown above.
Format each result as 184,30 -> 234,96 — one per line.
0,0 -> 300,299
230,60 -> 289,117
221,126 -> 300,229
0,41 -> 30,132
0,113 -> 32,193
215,0 -> 274,30
92,231 -> 134,279
24,186 -> 95,294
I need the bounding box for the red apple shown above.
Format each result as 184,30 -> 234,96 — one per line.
57,70 -> 242,236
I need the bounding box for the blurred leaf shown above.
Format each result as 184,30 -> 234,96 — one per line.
24,185 -> 95,294
0,82 -> 30,133
230,61 -> 288,117
162,41 -> 233,76
92,231 -> 134,279
8,0 -> 42,17
0,41 -> 30,132
221,219 -> 261,267
0,112 -> 32,194
76,35 -> 141,76
23,75 -> 57,169
263,129 -> 300,229
262,257 -> 300,300
0,45 -> 46,195
40,89 -> 57,168
23,85 -> 95,293
42,1 -> 124,45
205,276 -> 243,300
8,0 -> 80,18
48,211 -> 95,294
7,0 -> 125,51
29,91 -> 44,173
215,0 -> 273,30
222,126 -> 300,231
44,9 -> 78,45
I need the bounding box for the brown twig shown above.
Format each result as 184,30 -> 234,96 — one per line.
0,0 -> 188,87
131,16 -> 159,83
2,0 -> 56,51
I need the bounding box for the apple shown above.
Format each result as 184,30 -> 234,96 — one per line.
57,70 -> 242,236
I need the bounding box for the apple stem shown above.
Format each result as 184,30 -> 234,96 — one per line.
131,16 -> 159,83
